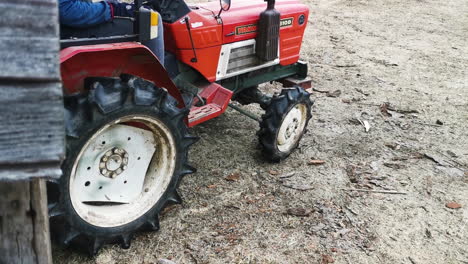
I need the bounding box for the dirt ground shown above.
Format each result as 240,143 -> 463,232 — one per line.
54,0 -> 468,263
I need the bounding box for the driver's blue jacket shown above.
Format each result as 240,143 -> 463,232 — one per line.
59,0 -> 112,28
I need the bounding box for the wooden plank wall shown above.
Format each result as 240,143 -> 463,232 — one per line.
0,0 -> 64,181
0,0 -> 64,263
0,180 -> 52,264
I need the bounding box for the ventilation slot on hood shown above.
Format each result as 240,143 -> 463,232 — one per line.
226,44 -> 261,74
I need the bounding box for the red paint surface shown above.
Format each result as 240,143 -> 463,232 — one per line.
164,8 -> 223,82
188,82 -> 233,127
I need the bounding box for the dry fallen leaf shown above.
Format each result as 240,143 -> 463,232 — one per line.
321,254 -> 335,263
225,172 -> 240,182
286,208 -> 312,217
360,119 -> 371,132
158,259 -> 177,264
308,160 -> 326,165
384,162 -> 404,169
380,102 -> 392,117
385,143 -> 399,150
346,165 -> 358,183
327,90 -> 342,98
446,202 -> 462,209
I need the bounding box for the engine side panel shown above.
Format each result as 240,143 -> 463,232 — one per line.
164,8 -> 223,82
164,0 -> 308,82
219,0 -> 309,66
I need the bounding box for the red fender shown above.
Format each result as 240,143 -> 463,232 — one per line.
60,42 -> 184,107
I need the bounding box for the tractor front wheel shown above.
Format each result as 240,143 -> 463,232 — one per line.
48,76 -> 197,255
258,87 -> 312,162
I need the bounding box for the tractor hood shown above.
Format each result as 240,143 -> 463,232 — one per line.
198,0 -> 309,44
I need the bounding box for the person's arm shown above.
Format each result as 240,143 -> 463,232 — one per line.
59,0 -> 112,28
59,0 -> 135,28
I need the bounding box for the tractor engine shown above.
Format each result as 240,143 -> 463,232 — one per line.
163,0 -> 309,82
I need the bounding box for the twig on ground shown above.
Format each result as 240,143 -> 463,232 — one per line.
355,102 -> 381,107
413,121 -> 443,127
312,88 -> 329,93
279,171 -> 296,179
341,188 -> 407,195
438,151 -> 467,168
283,183 -> 313,191
345,206 -> 358,215
334,64 -> 357,68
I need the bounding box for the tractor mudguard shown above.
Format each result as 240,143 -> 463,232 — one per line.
60,42 -> 184,107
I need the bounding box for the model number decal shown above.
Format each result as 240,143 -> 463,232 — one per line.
235,17 -> 295,35
280,18 -> 294,27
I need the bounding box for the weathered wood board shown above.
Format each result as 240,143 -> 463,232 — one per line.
0,0 -> 63,262
0,180 -> 52,264
0,0 -> 64,181
0,82 -> 65,180
0,0 -> 60,81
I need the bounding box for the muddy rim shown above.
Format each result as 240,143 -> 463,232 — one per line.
277,103 -> 308,153
69,115 -> 176,228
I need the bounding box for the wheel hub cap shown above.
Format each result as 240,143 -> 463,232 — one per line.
69,115 -> 177,228
99,147 -> 129,178
73,124 -> 157,204
277,104 -> 308,152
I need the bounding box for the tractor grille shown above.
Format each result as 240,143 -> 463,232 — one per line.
226,44 -> 261,74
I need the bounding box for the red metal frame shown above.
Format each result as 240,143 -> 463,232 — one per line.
60,42 -> 185,107
188,82 -> 233,127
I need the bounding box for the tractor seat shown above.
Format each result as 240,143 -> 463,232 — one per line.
60,17 -> 135,40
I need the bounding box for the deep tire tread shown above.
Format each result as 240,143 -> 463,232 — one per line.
258,87 -> 313,162
48,75 -> 196,255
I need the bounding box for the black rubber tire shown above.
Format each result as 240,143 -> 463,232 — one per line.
258,86 -> 313,162
47,76 -> 197,255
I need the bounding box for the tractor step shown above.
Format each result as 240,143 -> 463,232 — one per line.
188,83 -> 233,127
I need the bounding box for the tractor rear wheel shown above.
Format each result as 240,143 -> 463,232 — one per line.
258,87 -> 312,162
48,76 -> 197,255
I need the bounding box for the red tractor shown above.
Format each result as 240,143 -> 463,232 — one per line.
49,0 -> 312,254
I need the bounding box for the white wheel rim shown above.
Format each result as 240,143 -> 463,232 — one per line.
276,104 -> 308,153
69,115 -> 176,228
